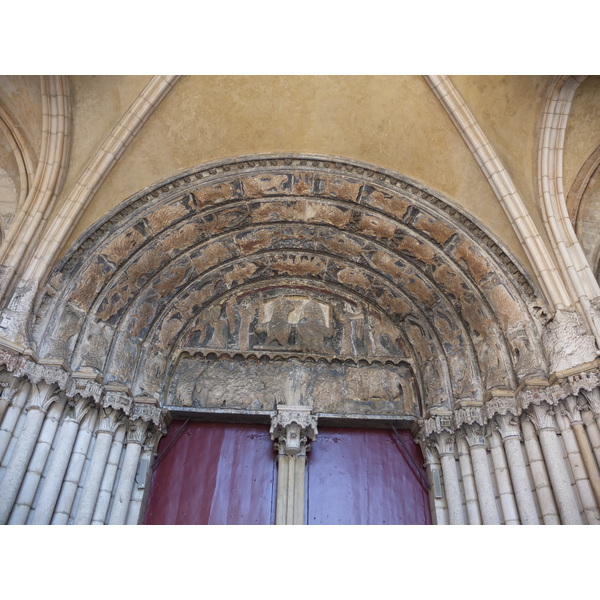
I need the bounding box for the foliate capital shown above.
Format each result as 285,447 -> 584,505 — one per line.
493,413 -> 522,442
65,397 -> 94,424
127,419 -> 149,445
270,405 -> 318,457
580,387 -> 600,417
525,402 -> 556,433
560,395 -> 584,426
97,407 -> 123,436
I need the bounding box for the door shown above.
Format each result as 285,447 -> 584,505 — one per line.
306,427 -> 431,524
144,421 -> 276,525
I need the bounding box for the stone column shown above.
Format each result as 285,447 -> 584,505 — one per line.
421,443 -> 447,525
582,387 -> 600,430
526,402 -> 582,524
493,414 -> 539,524
91,425 -> 126,524
0,380 -> 30,465
487,428 -> 520,524
462,423 -> 500,524
73,408 -> 122,525
52,409 -> 98,524
0,377 -> 19,429
31,398 -> 93,525
521,419 -> 560,524
109,420 -> 149,525
424,414 -> 465,525
455,436 -> 481,524
9,398 -> 67,524
561,395 -> 600,509
270,405 -> 317,525
581,408 -> 600,468
0,382 -> 58,524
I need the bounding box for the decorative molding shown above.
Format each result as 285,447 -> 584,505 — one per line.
454,405 -> 485,429
103,387 -> 133,417
270,404 -> 318,456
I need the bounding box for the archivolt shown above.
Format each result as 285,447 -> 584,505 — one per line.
33,155 -> 548,411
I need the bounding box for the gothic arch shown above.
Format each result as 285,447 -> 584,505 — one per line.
33,155 -> 547,419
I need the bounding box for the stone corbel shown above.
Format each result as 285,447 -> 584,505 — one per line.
270,405 -> 318,456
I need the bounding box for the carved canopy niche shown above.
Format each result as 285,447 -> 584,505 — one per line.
32,155 -> 548,419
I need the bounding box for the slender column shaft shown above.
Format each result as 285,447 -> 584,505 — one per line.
0,383 -> 30,465
421,445 -> 447,525
73,430 -> 115,524
52,410 -> 97,524
439,452 -> 465,524
31,417 -> 81,524
581,410 -> 600,467
456,436 -> 481,524
572,422 -> 600,508
468,444 -> 500,524
554,410 -> 599,523
488,429 -> 519,524
522,419 -> 560,524
9,400 -> 66,524
0,384 -> 57,525
503,437 -> 540,524
108,429 -> 145,525
494,414 -> 539,524
538,428 -> 582,523
0,408 -> 46,523
92,426 -> 126,524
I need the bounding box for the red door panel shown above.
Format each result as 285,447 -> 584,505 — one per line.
144,421 -> 276,525
306,427 -> 431,525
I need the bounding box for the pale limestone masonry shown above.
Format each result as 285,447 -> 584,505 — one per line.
2,76 -> 600,524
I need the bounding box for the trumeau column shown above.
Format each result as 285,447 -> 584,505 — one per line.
492,413 -> 540,524
455,405 -> 500,525
270,405 -> 317,525
526,401 -> 583,524
31,397 -> 93,524
73,407 -> 123,525
0,382 -> 58,524
424,414 -> 465,525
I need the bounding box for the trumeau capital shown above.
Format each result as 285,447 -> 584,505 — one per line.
560,395 -> 584,425
525,402 -> 556,432
493,413 -> 522,442
270,405 -> 318,457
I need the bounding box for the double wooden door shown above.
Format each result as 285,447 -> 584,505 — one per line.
144,421 -> 430,525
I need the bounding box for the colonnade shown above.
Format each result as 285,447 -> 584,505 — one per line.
419,377 -> 600,524
0,367 -> 165,525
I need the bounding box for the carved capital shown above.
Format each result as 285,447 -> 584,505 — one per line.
97,407 -> 123,435
67,368 -> 103,402
580,387 -> 600,417
26,382 -> 60,413
270,405 -> 318,456
132,397 -> 163,426
485,394 -> 519,419
462,423 -> 486,448
103,389 -> 133,417
423,412 -> 454,438
65,397 -> 94,424
454,405 -> 485,429
519,385 -> 555,411
493,413 -> 522,442
127,419 -> 149,445
560,395 -> 584,426
429,430 -> 455,457
0,347 -> 26,372
18,360 -> 69,388
525,402 -> 556,433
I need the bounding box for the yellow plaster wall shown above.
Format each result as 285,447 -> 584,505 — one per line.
564,76 -> 600,197
59,75 -> 531,271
